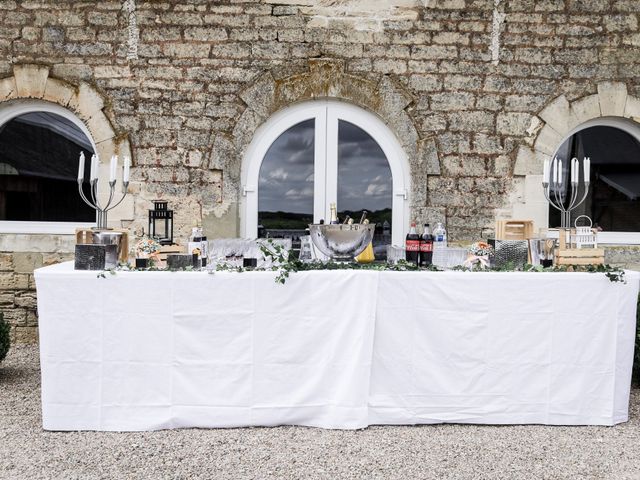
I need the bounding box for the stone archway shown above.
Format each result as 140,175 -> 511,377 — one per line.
503,82 -> 640,229
206,58 -> 439,236
0,64 -> 134,226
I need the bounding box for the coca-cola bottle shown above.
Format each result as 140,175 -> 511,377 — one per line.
405,221 -> 420,265
419,223 -> 433,267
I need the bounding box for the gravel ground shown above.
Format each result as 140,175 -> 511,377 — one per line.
2,345 -> 640,480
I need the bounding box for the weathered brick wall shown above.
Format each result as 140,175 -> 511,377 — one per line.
0,0 -> 639,341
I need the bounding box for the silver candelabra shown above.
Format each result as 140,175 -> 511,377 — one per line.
542,156 -> 591,228
77,152 -> 130,229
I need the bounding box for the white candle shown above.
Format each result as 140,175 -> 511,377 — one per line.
77,152 -> 85,181
574,158 -> 579,183
584,157 -> 590,182
553,158 -> 558,184
558,159 -> 563,185
543,158 -> 550,183
123,156 -> 130,183
90,154 -> 98,182
109,155 -> 117,183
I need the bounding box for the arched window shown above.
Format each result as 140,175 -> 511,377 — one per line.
550,117 -> 640,233
0,100 -> 96,233
241,101 -> 410,247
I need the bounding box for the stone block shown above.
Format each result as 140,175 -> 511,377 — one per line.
409,74 -> 442,92
538,95 -> 579,136
514,146 -> 536,176
43,77 -> 76,107
0,253 -> 12,271
13,64 -> 49,98
0,234 -> 75,254
184,27 -> 228,41
525,116 -> 543,146
184,150 -> 203,168
12,252 -> 43,274
14,326 -> 38,344
570,94 -> 601,125
239,75 -> 275,119
14,292 -> 37,309
448,111 -> 494,133
164,42 -> 211,58
534,125 -> 563,156
598,82 -> 628,116
411,45 -> 458,60
497,112 -> 533,136
87,110 -> 116,144
0,272 -> 15,290
430,92 -> 475,111
208,133 -> 236,172
624,95 -> 640,120
0,76 -> 17,101
0,291 -> 13,306
73,82 -> 105,122
2,308 -> 26,326
417,138 -> 440,175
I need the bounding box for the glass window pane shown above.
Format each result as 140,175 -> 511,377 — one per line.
549,126 -> 640,231
0,112 -> 94,222
258,119 -> 314,238
337,120 -> 392,256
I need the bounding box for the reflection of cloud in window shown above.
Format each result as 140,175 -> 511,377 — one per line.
268,167 -> 289,181
285,186 -> 314,200
365,183 -> 389,196
259,119 -> 315,214
338,120 -> 392,212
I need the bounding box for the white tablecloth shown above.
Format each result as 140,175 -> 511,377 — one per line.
35,262 -> 639,431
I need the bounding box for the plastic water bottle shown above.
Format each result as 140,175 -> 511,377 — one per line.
433,222 -> 448,249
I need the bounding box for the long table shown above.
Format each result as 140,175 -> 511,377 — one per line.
34,262 -> 639,431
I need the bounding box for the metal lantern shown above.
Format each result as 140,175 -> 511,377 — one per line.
148,200 -> 174,245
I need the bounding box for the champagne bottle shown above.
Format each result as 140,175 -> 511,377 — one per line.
359,210 -> 368,224
329,203 -> 339,224
342,215 -> 351,225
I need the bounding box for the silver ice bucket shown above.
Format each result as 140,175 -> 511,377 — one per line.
91,229 -> 124,269
308,223 -> 375,261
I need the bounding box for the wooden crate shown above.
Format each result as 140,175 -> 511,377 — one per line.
76,228 -> 129,264
555,249 -> 605,265
495,219 -> 534,240
157,244 -> 184,262
554,227 -> 604,265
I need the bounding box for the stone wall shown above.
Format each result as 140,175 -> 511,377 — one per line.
0,236 -> 74,343
1,0 -> 640,341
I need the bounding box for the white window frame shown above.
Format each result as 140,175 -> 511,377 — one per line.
240,100 -> 411,246
0,99 -> 96,234
551,116 -> 640,245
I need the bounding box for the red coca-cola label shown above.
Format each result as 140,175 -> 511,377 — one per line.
406,239 -> 420,252
420,242 -> 433,252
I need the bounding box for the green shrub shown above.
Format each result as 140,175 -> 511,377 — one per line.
0,312 -> 9,364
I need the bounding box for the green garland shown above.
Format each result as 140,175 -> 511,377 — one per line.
97,241 -> 626,285
257,242 -> 627,284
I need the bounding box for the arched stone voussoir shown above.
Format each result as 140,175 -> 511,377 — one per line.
13,64 -> 49,99
239,73 -> 276,120
43,77 -> 76,108
2,64 -> 129,167
71,82 -> 106,123
0,77 -> 17,101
